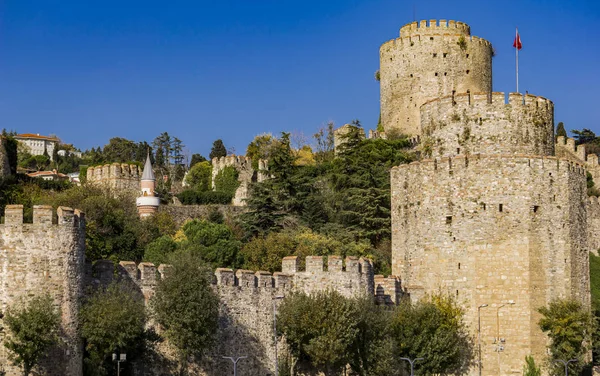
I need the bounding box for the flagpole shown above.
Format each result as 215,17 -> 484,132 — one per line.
516,28 -> 519,93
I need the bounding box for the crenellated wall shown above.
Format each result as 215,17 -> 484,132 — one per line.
420,92 -> 554,158
87,255 -> 395,375
380,19 -> 493,136
0,205 -> 86,376
211,155 -> 269,206
391,155 -> 590,375
86,163 -> 141,193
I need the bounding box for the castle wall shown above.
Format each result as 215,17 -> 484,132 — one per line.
0,205 -> 85,376
88,256 -> 384,375
391,155 -> 590,375
211,156 -> 268,206
380,19 -> 493,136
420,92 -> 554,158
86,163 -> 141,193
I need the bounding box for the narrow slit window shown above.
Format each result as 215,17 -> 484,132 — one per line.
458,263 -> 461,269
430,37 -> 434,41
499,204 -> 503,212
457,148 -> 460,154
466,54 -> 469,58
433,53 -> 437,57
443,53 -> 448,57
446,216 -> 452,224
533,205 -> 540,213
435,72 -> 438,76
466,70 -> 470,74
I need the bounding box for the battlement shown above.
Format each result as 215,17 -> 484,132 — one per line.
420,91 -> 555,158
86,163 -> 141,192
1,204 -> 85,228
556,136 -> 599,165
381,32 -> 492,50
400,19 -> 470,38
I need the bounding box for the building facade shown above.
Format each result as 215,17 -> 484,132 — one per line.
15,133 -> 60,161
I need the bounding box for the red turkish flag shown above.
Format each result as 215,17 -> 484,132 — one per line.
513,29 -> 522,50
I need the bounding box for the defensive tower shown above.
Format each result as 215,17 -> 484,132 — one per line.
379,20 -> 493,136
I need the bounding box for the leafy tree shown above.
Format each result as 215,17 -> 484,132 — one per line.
102,137 -> 138,163
538,298 -> 593,376
150,250 -> 219,375
80,283 -> 146,376
144,235 -> 179,265
556,122 -> 567,138
246,133 -> 279,169
2,130 -> 18,174
214,166 -> 240,196
4,294 -> 60,376
209,139 -> 227,160
179,219 -> 243,268
523,355 -> 542,376
277,290 -> 360,375
184,161 -> 212,192
390,293 -> 473,375
190,154 -> 207,167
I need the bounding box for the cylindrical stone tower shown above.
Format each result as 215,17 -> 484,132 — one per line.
379,19 -> 493,136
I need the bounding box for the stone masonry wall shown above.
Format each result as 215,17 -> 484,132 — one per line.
0,205 -> 86,376
86,163 -> 141,193
379,19 -> 493,136
391,155 -> 590,375
88,256 -> 398,375
420,92 -> 554,158
211,156 -> 268,206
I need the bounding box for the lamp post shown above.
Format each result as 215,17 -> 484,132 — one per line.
222,356 -> 247,376
554,359 -> 578,376
272,295 -> 284,376
477,304 -> 488,376
112,352 -> 126,376
496,301 -> 514,375
400,357 -> 423,376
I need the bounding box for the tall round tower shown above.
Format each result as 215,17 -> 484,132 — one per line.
136,153 -> 160,218
379,19 -> 493,136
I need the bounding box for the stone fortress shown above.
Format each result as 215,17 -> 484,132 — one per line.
385,20 -> 592,375
211,155 -> 269,206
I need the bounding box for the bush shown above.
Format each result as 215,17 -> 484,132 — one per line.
176,190 -> 233,205
214,166 -> 240,196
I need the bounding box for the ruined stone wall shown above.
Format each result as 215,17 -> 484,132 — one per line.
380,19 -> 493,136
420,92 -> 554,158
0,205 -> 86,376
391,155 -> 590,375
88,256 -> 393,375
86,163 -> 141,193
211,156 -> 268,206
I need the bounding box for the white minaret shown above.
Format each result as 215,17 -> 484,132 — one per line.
136,153 -> 160,218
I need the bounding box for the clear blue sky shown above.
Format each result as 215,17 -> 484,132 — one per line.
2,0 -> 599,157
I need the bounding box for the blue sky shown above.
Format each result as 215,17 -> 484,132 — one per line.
1,0 -> 599,157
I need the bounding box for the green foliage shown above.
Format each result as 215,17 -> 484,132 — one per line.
190,153 -> 207,167
313,122 -> 335,165
144,235 -> 179,265
538,298 -> 593,375
374,70 -> 380,82
2,131 -> 18,174
390,293 -> 473,375
214,166 -> 240,196
184,161 -> 212,192
590,253 -> 600,306
19,155 -> 50,171
523,355 -> 542,376
176,190 -> 233,205
4,294 -> 60,376
457,35 -> 467,50
571,128 -> 597,146
246,133 -> 279,169
179,219 -> 243,268
80,283 -> 146,376
209,139 -> 227,160
150,250 -> 219,373
277,290 -> 360,375
556,122 -> 567,138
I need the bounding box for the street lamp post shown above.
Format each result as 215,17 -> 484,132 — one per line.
112,352 -> 126,376
272,295 -> 284,376
222,356 -> 248,376
477,304 -> 488,376
496,301 -> 515,375
554,359 -> 578,376
400,357 -> 423,376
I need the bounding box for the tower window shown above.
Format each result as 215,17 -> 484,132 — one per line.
466,54 -> 469,58
444,72 -> 447,76
458,263 -> 461,269
446,216 -> 452,224
433,53 -> 437,58
533,205 -> 540,213
443,53 -> 448,57
466,70 -> 470,74
430,37 -> 434,41
390,57 -> 392,61
481,203 -> 486,210
410,74 -> 413,77
435,72 -> 438,76
499,204 -> 503,212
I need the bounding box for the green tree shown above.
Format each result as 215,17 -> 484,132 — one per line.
190,153 -> 207,167
390,293 -> 473,375
4,294 -> 60,376
150,250 -> 219,375
556,122 -> 567,138
80,283 -> 146,376
277,290 -> 360,375
209,139 -> 227,160
538,298 -> 593,376
144,235 -> 178,265
179,219 -> 242,268
184,161 -> 212,192
246,133 -> 279,169
523,355 -> 542,376
2,130 -> 19,174
571,128 -> 597,146
102,137 -> 138,163
214,166 -> 240,196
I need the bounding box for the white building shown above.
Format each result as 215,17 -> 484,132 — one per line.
15,133 -> 60,161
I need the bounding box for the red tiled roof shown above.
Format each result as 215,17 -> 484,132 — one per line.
15,133 -> 60,141
27,170 -> 68,178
